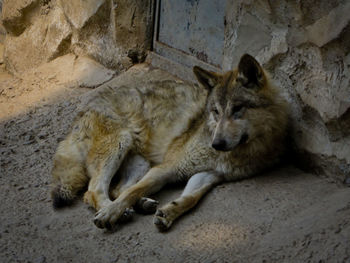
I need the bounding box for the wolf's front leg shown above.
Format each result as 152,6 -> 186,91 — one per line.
154,172 -> 222,231
93,166 -> 174,229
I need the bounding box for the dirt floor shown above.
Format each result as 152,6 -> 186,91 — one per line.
0,61 -> 350,263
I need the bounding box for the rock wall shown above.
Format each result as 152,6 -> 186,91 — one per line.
2,0 -> 349,181
223,0 -> 350,181
2,0 -> 154,75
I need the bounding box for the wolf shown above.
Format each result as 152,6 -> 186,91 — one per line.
51,54 -> 288,231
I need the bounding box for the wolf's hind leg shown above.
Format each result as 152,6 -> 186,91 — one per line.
109,154 -> 158,214
84,131 -> 133,211
154,172 -> 222,231
51,135 -> 88,209
110,154 -> 150,199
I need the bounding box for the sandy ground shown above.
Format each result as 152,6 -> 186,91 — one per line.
0,62 -> 350,263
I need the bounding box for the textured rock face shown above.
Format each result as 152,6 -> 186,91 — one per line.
4,5 -> 72,74
2,0 -> 154,75
25,54 -> 116,89
59,0 -> 105,29
113,0 -> 153,63
2,0 -> 37,36
223,0 -> 350,179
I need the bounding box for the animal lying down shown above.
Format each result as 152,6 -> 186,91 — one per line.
51,54 -> 288,231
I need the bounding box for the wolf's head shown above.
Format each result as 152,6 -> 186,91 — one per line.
194,54 -> 286,153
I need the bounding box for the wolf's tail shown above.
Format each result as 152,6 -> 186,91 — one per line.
51,184 -> 76,208
51,132 -> 89,209
51,149 -> 88,208
51,157 -> 88,209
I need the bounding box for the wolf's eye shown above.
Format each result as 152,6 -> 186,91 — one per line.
232,105 -> 243,114
232,105 -> 244,119
212,108 -> 219,115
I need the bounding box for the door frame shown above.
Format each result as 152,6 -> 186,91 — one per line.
150,0 -> 223,82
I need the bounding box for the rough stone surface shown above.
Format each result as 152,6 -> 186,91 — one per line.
25,54 -> 116,89
69,0 -> 124,70
59,0 -> 105,29
305,1 -> 350,47
0,54 -> 115,120
113,0 -> 153,63
2,0 -> 154,74
0,43 -> 4,64
2,0 -> 38,35
4,5 -> 72,74
0,22 -> 5,43
69,56 -> 116,88
0,0 -> 6,43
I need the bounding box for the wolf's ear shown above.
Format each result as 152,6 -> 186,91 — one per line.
193,66 -> 220,91
238,54 -> 265,89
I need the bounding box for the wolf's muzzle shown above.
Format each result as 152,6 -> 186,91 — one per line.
212,139 -> 229,151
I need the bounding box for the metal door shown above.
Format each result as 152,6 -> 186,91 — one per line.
153,0 -> 226,71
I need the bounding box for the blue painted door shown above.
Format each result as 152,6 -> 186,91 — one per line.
156,0 -> 226,68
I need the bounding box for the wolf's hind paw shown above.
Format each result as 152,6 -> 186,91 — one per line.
118,208 -> 135,223
154,209 -> 172,231
94,204 -> 127,230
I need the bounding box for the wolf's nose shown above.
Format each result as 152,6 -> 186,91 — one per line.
212,139 -> 227,151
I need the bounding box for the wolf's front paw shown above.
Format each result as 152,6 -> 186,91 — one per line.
94,203 -> 126,230
118,208 -> 135,223
154,209 -> 173,231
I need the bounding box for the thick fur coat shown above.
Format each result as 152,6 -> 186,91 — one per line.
51,54 -> 288,230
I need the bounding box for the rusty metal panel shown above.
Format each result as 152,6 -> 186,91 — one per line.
156,0 -> 226,68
